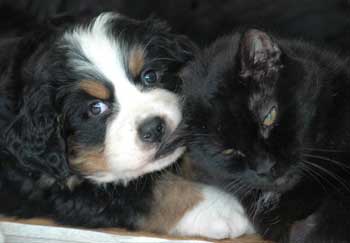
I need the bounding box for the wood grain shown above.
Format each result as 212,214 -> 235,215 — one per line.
0,217 -> 270,243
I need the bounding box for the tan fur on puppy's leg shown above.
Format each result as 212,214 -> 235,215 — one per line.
141,173 -> 203,234
141,173 -> 254,239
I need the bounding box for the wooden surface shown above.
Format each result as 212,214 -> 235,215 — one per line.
0,217 -> 270,243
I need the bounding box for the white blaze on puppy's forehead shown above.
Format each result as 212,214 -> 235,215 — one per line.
64,13 -> 129,88
65,13 -> 149,104
64,13 -> 184,184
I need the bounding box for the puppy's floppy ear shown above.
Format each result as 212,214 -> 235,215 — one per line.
146,17 -> 198,63
170,34 -> 198,64
3,85 -> 70,178
239,29 -> 283,84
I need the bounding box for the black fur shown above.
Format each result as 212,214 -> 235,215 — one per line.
0,167 -> 156,229
1,0 -> 350,53
0,10 -> 194,230
183,29 -> 350,242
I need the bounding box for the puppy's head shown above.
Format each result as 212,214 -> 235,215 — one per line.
5,13 -> 195,184
60,13 -> 195,184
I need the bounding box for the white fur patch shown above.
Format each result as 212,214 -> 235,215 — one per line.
171,185 -> 255,239
63,13 -> 183,184
0,228 -> 4,243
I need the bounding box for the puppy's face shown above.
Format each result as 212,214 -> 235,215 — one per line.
49,13 -> 193,184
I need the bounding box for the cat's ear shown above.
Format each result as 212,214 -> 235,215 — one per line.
239,29 -> 283,82
238,30 -> 283,136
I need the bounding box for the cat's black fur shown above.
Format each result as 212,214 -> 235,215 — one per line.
182,29 -> 350,242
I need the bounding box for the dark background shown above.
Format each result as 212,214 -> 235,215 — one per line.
2,0 -> 350,53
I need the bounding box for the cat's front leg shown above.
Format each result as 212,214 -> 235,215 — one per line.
288,198 -> 350,243
142,173 -> 254,239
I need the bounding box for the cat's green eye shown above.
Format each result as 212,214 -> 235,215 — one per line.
263,107 -> 277,127
222,149 -> 234,155
222,148 -> 246,158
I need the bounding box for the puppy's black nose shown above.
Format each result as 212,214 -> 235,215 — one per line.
138,117 -> 165,144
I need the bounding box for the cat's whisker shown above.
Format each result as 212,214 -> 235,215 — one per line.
243,186 -> 254,200
249,192 -> 261,225
302,147 -> 348,153
225,178 -> 243,193
298,163 -> 328,192
302,153 -> 350,171
228,181 -> 248,196
302,159 -> 350,192
223,179 -> 237,191
302,160 -> 341,192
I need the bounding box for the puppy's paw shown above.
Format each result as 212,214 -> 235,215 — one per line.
0,228 -> 5,243
171,185 -> 254,239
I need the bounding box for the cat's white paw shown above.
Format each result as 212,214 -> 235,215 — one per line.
170,185 -> 254,239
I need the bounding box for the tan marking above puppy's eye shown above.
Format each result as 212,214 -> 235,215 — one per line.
129,46 -> 145,78
263,106 -> 277,127
80,80 -> 110,100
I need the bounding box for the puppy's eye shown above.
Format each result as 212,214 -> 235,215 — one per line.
263,106 -> 277,127
88,101 -> 109,116
141,69 -> 158,86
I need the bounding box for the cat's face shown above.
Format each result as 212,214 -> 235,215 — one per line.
183,30 -> 311,193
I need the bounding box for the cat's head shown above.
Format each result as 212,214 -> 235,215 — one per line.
183,29 -> 318,193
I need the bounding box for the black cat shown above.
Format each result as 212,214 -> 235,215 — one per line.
182,29 -> 350,242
